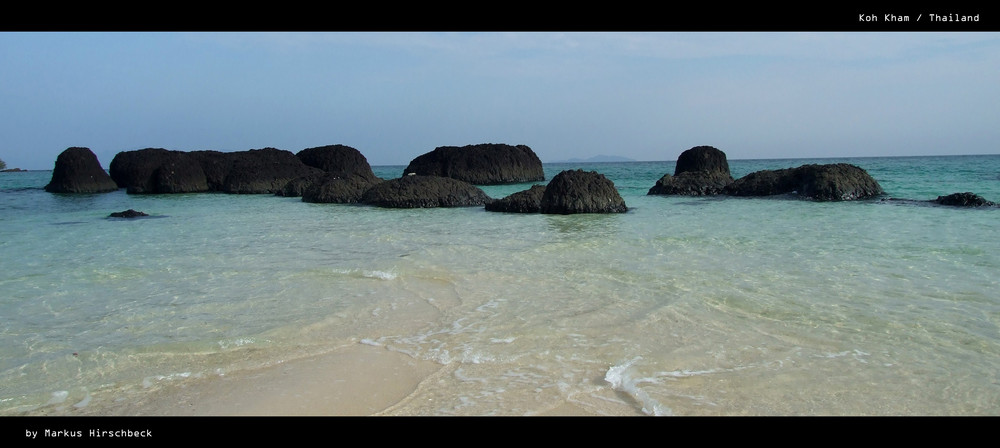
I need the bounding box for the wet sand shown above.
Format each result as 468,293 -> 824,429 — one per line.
35,343 -> 598,416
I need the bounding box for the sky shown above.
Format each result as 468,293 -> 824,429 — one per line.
1,32 -> 998,169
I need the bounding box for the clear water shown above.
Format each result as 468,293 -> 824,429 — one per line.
1,155 -> 998,415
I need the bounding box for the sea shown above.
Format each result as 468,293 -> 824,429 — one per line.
1,155 -> 998,416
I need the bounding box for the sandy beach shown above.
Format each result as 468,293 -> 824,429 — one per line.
29,343 -> 600,416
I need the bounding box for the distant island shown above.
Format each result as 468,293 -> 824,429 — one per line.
548,155 -> 637,163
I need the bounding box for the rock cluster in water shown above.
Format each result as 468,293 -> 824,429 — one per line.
43,143 -> 995,212
724,163 -> 885,201
109,147 -> 325,195
484,170 -> 629,215
648,146 -> 885,202
403,143 -> 544,185
647,146 -> 734,196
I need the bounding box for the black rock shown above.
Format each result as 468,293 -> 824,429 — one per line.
216,148 -> 324,194
277,173 -> 325,198
540,170 -> 627,214
109,209 -> 148,218
109,148 -> 209,194
302,172 -> 383,204
296,144 -> 379,181
648,146 -> 734,196
485,185 -> 546,213
360,175 -> 492,208
403,143 -> 544,185
935,192 -> 997,207
110,148 -> 324,195
45,147 -> 119,194
725,163 -> 884,201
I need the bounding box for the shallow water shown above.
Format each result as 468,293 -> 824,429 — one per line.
1,155 -> 998,415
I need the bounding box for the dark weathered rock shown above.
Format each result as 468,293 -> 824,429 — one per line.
674,145 -> 731,175
302,173 -> 383,204
297,144 -> 379,181
648,171 -> 736,196
648,146 -> 734,195
45,147 -> 119,194
935,192 -> 997,207
188,150 -> 233,191
540,170 -> 627,214
725,163 -> 883,201
360,175 -> 492,208
109,209 -> 149,218
794,164 -> 884,201
218,148 -> 324,194
111,148 -> 323,195
109,148 -> 209,194
724,168 -> 798,197
403,143 -> 544,185
277,173 -> 325,198
485,185 -> 546,213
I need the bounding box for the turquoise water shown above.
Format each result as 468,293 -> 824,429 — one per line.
1,155 -> 998,415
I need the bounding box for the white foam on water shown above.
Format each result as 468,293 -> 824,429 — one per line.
604,357 -> 674,416
141,372 -> 193,389
334,268 -> 398,281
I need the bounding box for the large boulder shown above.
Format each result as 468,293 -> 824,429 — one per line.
188,150 -> 234,191
277,173 -> 325,198
111,148 -> 323,194
725,163 -> 883,201
485,185 -> 546,213
297,144 -> 378,181
302,172 -> 383,204
935,192 -> 997,207
45,147 -> 119,194
648,146 -> 734,195
109,148 -> 209,194
403,143 -> 544,185
539,170 -> 627,214
360,175 -> 492,208
218,148 -> 323,194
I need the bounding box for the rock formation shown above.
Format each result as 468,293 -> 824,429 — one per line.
297,144 -> 379,181
485,185 -> 546,213
725,163 -> 884,201
109,209 -> 149,218
283,144 -> 383,200
648,146 -> 734,196
302,172 -> 383,204
539,170 -> 627,214
45,147 -> 119,194
360,175 -> 492,208
277,173 -> 325,198
110,147 -> 323,194
935,192 -> 997,207
109,148 -> 209,194
218,148 -> 323,194
403,143 -> 544,185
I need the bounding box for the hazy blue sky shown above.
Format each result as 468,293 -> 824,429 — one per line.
1,32 -> 998,169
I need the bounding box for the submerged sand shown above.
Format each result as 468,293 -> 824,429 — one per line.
31,343 -> 598,416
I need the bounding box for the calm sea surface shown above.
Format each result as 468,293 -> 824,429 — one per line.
1,155 -> 998,415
